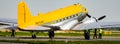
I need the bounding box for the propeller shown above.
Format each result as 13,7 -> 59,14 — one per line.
86,14 -> 91,18
0,23 -> 10,26
98,15 -> 106,20
86,13 -> 106,22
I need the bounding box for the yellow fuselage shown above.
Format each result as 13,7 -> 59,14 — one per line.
18,1 -> 88,28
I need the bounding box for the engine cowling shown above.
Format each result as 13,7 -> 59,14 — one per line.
77,14 -> 87,22
50,26 -> 60,31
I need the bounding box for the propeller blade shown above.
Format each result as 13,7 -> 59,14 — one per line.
98,15 -> 106,20
0,23 -> 10,26
86,14 -> 91,18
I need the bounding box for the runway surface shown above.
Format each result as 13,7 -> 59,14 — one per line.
0,36 -> 120,44
0,36 -> 120,41
0,42 -> 27,44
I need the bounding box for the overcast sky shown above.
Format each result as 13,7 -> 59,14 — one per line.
0,0 -> 120,22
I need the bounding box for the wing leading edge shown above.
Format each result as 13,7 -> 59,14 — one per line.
73,22 -> 120,30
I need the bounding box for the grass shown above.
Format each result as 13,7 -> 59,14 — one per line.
0,31 -> 119,44
0,40 -> 120,44
0,32 -> 84,36
0,31 -> 119,36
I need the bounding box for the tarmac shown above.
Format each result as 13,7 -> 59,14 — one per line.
0,36 -> 120,41
0,36 -> 120,44
0,42 -> 27,44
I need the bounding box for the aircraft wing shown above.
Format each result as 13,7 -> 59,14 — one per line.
0,19 -> 17,24
0,19 -> 17,26
0,19 -> 53,31
73,22 -> 120,30
0,19 -> 50,31
18,25 -> 51,31
0,19 -> 17,29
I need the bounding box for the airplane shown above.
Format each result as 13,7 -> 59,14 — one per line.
0,1 -> 107,39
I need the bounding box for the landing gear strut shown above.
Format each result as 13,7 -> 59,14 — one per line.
32,34 -> 36,38
31,32 -> 39,39
11,24 -> 15,38
11,29 -> 15,37
48,30 -> 54,39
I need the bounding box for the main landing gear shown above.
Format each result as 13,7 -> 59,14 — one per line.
32,34 -> 36,38
11,29 -> 15,37
31,32 -> 39,39
30,30 -> 55,39
48,30 -> 55,39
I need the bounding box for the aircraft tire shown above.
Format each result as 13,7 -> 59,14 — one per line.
32,34 -> 36,38
48,30 -> 54,39
11,30 -> 15,38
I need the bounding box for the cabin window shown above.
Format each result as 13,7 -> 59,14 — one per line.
76,14 -> 78,16
59,19 -> 62,22
70,16 -> 72,18
66,17 -> 69,19
63,18 -> 66,20
73,15 -> 76,17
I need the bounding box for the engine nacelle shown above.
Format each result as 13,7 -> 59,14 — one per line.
50,26 -> 60,31
77,14 -> 86,22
